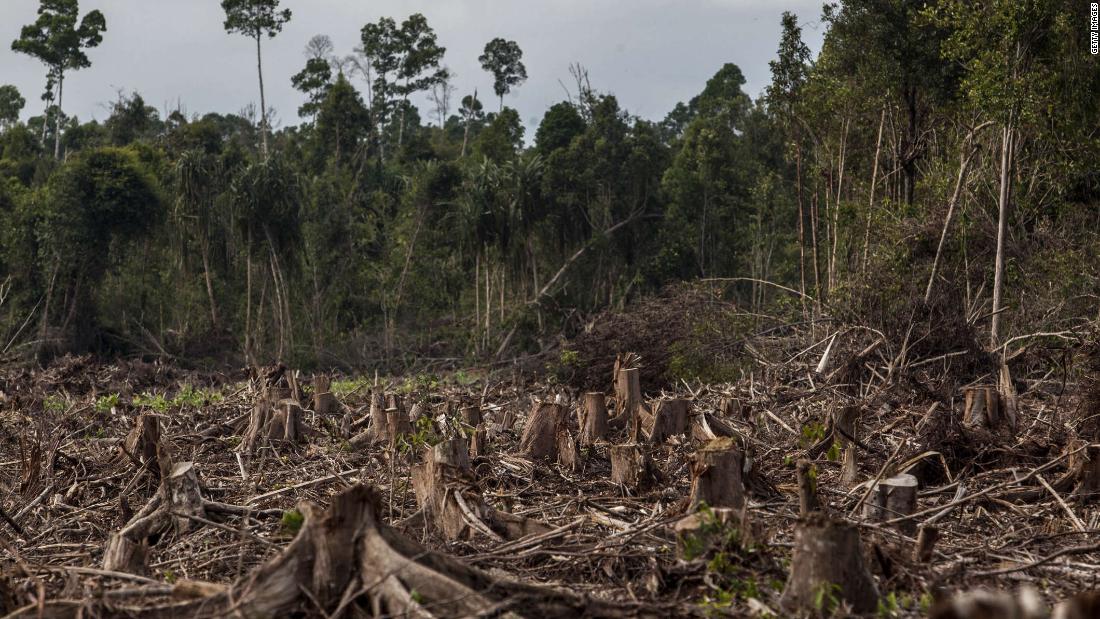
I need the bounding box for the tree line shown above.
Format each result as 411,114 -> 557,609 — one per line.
0,0 -> 1096,371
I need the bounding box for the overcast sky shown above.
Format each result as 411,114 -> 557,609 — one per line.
2,0 -> 825,135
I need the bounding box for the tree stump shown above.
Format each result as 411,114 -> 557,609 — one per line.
1070,441 -> 1100,502
611,443 -> 654,490
579,392 -> 609,446
781,515 -> 878,614
469,427 -> 488,459
162,461 -> 206,534
688,438 -> 745,510
834,405 -> 860,484
386,408 -> 411,449
366,392 -> 388,444
863,473 -> 919,534
557,428 -> 580,472
102,532 -> 149,575
914,524 -> 939,563
520,402 -> 564,460
963,386 -> 1003,429
615,366 -> 642,419
121,413 -> 161,477
312,374 -> 336,416
460,405 -> 482,429
648,399 -> 690,444
796,459 -> 819,517
240,400 -> 273,453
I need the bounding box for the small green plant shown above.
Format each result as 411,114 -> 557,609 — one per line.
800,422 -> 827,449
134,392 -> 170,413
398,415 -> 440,454
409,588 -> 424,604
94,393 -> 120,413
172,385 -> 206,408
280,508 -> 305,535
812,582 -> 842,615
44,395 -> 67,413
163,569 -> 176,584
559,349 -> 580,366
826,440 -> 842,462
332,377 -> 371,397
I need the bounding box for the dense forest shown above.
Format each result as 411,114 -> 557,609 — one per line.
0,0 -> 1097,373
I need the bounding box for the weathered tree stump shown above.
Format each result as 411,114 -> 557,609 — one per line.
796,458 -> 819,517
611,443 -> 655,490
460,405 -> 482,429
469,427 -> 488,459
690,411 -> 738,443
963,386 -> 1004,429
312,374 -> 336,416
914,524 -> 939,563
413,439 -> 547,541
863,473 -> 919,534
1070,441 -> 1100,502
366,392 -> 388,444
781,515 -> 879,614
520,402 -> 564,460
1054,591 -> 1100,619
834,405 -> 860,484
121,413 -> 161,477
557,428 -> 580,472
386,407 -> 411,449
240,400 -> 273,453
615,365 -> 642,420
648,399 -> 690,444
102,532 -> 149,575
689,438 -> 745,510
579,392 -> 609,446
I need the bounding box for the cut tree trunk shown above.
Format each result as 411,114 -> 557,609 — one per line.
862,473 -> 918,535
386,408 -> 411,449
413,440 -> 548,542
520,402 -> 564,460
914,525 -> 939,563
648,399 -> 689,444
796,459 -> 819,517
121,413 -> 161,478
312,375 -> 336,416
610,443 -> 655,491
688,438 -> 745,510
963,386 -> 1004,430
781,514 -> 879,614
557,428 -> 580,472
835,405 -> 860,484
366,391 -> 388,444
580,392 -> 609,446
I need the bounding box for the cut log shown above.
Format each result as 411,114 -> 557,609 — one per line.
557,428 -> 580,473
648,399 -> 689,444
781,514 -> 879,614
914,524 -> 939,563
610,443 -> 655,490
579,392 -> 609,446
312,374 -> 336,416
834,405 -> 860,484
688,438 -> 745,510
690,411 -> 738,443
520,402 -> 564,460
862,473 -> 919,534
796,459 -> 819,517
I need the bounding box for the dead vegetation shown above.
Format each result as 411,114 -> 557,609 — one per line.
0,315 -> 1098,617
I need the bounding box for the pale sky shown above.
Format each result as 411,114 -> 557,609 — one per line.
1,0 -> 825,134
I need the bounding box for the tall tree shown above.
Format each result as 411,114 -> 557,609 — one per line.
11,0 -> 106,159
393,14 -> 446,147
0,85 -> 26,129
479,38 -> 527,111
458,92 -> 483,157
221,0 -> 291,158
291,36 -> 335,120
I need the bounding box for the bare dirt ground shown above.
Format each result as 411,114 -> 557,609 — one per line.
1,326 -> 1098,617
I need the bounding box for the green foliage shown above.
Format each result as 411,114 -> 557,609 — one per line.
221,0 -> 291,39
812,582 -> 842,615
280,508 -> 304,535
800,422 -> 826,449
94,392 -> 119,413
44,394 -> 67,413
479,38 -> 527,107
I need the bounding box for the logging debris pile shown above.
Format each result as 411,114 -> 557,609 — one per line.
0,322 -> 1098,617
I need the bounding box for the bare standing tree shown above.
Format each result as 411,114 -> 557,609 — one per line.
428,67 -> 456,128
